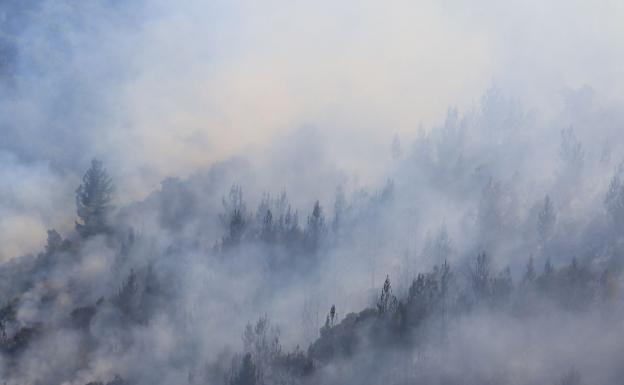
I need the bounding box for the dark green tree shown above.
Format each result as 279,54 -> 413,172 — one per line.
114,269 -> 139,321
260,209 -> 274,243
44,229 -> 63,255
537,195 -> 556,243
221,185 -> 247,248
377,275 -> 397,315
75,159 -> 114,238
230,353 -> 257,385
472,252 -> 491,299
304,201 -> 326,253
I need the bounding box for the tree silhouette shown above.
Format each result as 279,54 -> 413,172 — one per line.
304,201 -> 326,253
75,159 -> 114,238
230,353 -> 257,385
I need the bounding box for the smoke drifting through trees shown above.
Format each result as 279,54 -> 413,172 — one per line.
2,87 -> 624,384
2,0 -> 624,384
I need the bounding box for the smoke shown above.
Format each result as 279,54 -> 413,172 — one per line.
2,1 -> 624,384
2,0 -> 622,256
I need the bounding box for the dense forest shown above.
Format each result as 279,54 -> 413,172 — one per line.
2,88 -> 624,384
2,0 -> 624,384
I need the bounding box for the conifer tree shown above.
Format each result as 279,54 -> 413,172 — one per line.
75,159 -> 114,238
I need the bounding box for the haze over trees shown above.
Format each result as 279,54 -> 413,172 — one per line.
75,159 -> 115,238
2,1 -> 624,384
2,85 -> 624,385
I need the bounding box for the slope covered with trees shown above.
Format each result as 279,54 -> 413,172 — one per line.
2,89 -> 624,385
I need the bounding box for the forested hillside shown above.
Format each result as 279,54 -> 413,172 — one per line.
2,0 -> 624,384
2,89 -> 624,384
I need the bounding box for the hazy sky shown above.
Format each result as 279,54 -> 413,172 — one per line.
3,4 -> 624,385
1,0 -> 623,259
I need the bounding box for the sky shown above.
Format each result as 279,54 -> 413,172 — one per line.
1,0 -> 623,259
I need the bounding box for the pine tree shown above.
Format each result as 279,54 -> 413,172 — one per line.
230,353 -> 257,385
224,209 -> 245,247
537,258 -> 556,294
221,185 -> 248,248
75,159 -> 114,238
377,275 -> 397,315
537,195 -> 556,242
304,201 -> 326,252
522,257 -> 536,284
44,229 -> 63,255
544,258 -> 554,276
472,252 -> 491,299
115,269 -> 139,320
260,209 -> 274,243
492,266 -> 513,304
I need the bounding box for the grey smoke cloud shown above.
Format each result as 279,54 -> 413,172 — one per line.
2,0 -> 623,258
1,11 -> 624,385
